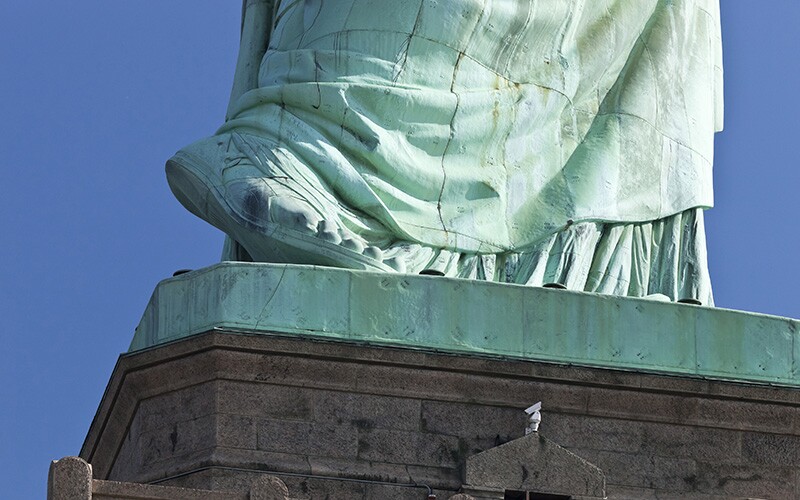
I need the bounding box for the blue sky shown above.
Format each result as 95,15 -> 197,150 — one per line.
1,2 -> 799,498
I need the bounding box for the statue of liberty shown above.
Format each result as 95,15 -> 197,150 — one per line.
166,0 -> 722,304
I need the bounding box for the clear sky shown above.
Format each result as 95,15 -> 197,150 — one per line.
1,2 -> 799,498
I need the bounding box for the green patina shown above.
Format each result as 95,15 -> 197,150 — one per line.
165,1 -> 722,302
131,263 -> 800,387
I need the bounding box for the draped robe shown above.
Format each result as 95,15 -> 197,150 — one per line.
182,0 -> 723,302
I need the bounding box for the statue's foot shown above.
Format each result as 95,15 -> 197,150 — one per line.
166,133 -> 404,272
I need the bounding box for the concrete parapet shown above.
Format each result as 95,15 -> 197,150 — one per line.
47,456 -> 292,500
48,456 -> 92,500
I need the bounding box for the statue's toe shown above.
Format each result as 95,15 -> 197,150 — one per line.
363,246 -> 383,261
384,257 -> 406,273
316,220 -> 343,244
341,237 -> 366,254
316,221 -> 391,267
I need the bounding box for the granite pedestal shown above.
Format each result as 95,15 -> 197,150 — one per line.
79,263 -> 800,499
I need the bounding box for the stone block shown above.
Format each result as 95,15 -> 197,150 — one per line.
363,483 -> 444,499
164,467 -> 262,493
349,363 -> 469,402
604,485 -> 756,500
220,350 -> 358,390
357,428 -> 462,468
694,463 -> 795,498
313,390 -> 421,432
421,400 -> 524,442
216,381 -> 312,420
307,421 -> 360,458
48,456 -> 92,500
255,418 -> 358,458
604,485 -> 658,499
641,423 -> 742,464
742,432 -> 800,466
688,397 -> 795,434
156,468 -> 216,491
138,448 -> 218,484
91,479 -> 243,499
646,455 -> 698,492
570,448 -> 649,489
405,463 -> 463,490
308,456 -> 413,483
586,387 -> 692,423
139,414 -> 216,466
282,475 -> 366,499
543,414 -> 645,454
217,413 -> 257,450
578,449 -> 698,493
138,382 -> 216,433
210,447 -> 313,477
108,423 -> 140,481
459,485 -> 505,499
124,351 -> 218,403
256,418 -> 311,455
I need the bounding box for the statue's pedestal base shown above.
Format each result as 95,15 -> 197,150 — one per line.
80,264 -> 800,499
83,331 -> 609,499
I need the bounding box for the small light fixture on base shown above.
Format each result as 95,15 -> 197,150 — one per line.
525,402 -> 542,434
